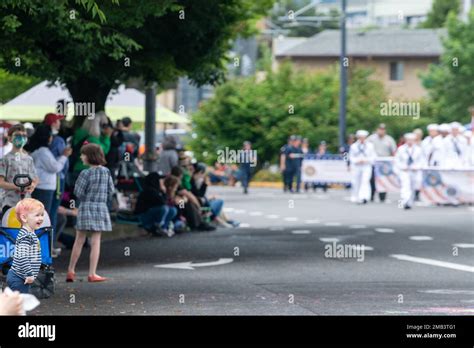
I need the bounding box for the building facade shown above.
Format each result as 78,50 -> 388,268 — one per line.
275,28 -> 445,100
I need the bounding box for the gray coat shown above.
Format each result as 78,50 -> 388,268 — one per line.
156,149 -> 178,175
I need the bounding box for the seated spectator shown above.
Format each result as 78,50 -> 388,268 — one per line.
169,167 -> 215,232
135,172 -> 176,238
208,162 -> 229,185
191,163 -> 239,228
170,166 -> 201,207
228,164 -> 239,186
177,154 -> 193,191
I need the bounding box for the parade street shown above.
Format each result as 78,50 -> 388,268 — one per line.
36,186 -> 474,316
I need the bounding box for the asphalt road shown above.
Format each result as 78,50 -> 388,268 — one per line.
34,186 -> 474,315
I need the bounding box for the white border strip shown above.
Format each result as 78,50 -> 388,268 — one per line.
391,254 -> 474,273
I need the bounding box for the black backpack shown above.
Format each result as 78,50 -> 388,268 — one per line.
30,265 -> 55,299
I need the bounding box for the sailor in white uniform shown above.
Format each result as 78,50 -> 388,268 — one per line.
421,124 -> 439,166
395,133 -> 425,209
463,130 -> 473,167
431,123 -> 450,167
349,130 -> 376,204
443,122 -> 467,169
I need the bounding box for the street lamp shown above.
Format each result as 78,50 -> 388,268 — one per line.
339,0 -> 347,149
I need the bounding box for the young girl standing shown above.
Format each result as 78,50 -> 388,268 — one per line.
66,143 -> 114,283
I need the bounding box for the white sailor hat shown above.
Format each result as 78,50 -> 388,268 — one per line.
438,123 -> 451,132
356,130 -> 369,138
450,122 -> 463,130
427,124 -> 438,131
404,132 -> 416,140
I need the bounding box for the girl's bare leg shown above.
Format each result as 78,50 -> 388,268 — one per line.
89,232 -> 102,277
68,230 -> 87,274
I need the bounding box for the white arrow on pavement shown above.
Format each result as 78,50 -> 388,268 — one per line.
154,258 -> 234,270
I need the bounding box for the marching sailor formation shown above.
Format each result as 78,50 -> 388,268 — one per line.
350,122 -> 473,209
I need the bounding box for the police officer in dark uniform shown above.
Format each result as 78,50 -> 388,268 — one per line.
280,135 -> 295,192
284,135 -> 304,193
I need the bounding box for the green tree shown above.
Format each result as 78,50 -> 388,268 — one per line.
0,0 -> 110,104
190,63 -> 390,167
0,0 -> 273,122
419,0 -> 461,28
0,69 -> 40,103
421,11 -> 474,121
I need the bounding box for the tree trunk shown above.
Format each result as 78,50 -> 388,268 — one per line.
65,78 -> 113,129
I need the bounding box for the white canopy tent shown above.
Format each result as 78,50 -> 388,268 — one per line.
0,81 -> 189,124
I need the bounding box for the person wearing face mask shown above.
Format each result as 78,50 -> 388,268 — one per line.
29,125 -> 72,255
0,124 -> 39,217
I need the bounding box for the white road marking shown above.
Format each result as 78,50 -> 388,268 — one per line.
419,289 -> 474,295
305,219 -> 320,224
391,254 -> 474,273
284,217 -> 299,222
291,230 -> 311,235
324,222 -> 342,226
223,207 -> 235,212
233,209 -> 246,214
266,214 -> 279,219
319,238 -> 340,243
453,243 -> 474,248
409,236 -> 433,241
239,223 -> 251,228
349,225 -> 366,229
350,245 -> 374,251
155,258 -> 234,270
375,228 -> 395,233
269,226 -> 284,231
249,212 -> 263,216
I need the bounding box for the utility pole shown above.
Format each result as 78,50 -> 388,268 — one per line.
277,0 -> 347,148
144,83 -> 157,172
339,0 -> 347,149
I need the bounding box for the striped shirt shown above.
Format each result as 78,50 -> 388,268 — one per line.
10,228 -> 41,279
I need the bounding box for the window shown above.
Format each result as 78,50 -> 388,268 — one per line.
390,61 -> 404,81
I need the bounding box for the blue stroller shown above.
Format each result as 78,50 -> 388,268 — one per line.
0,174 -> 55,298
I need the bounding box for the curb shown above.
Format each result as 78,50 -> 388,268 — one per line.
250,181 -> 283,188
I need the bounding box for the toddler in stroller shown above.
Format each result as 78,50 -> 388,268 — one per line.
0,175 -> 54,298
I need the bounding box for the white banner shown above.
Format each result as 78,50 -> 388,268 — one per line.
421,169 -> 474,204
302,158 -> 351,184
302,157 -> 474,204
374,157 -> 400,193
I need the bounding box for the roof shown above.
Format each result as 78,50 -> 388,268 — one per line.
273,37 -> 307,56
276,28 -> 446,58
